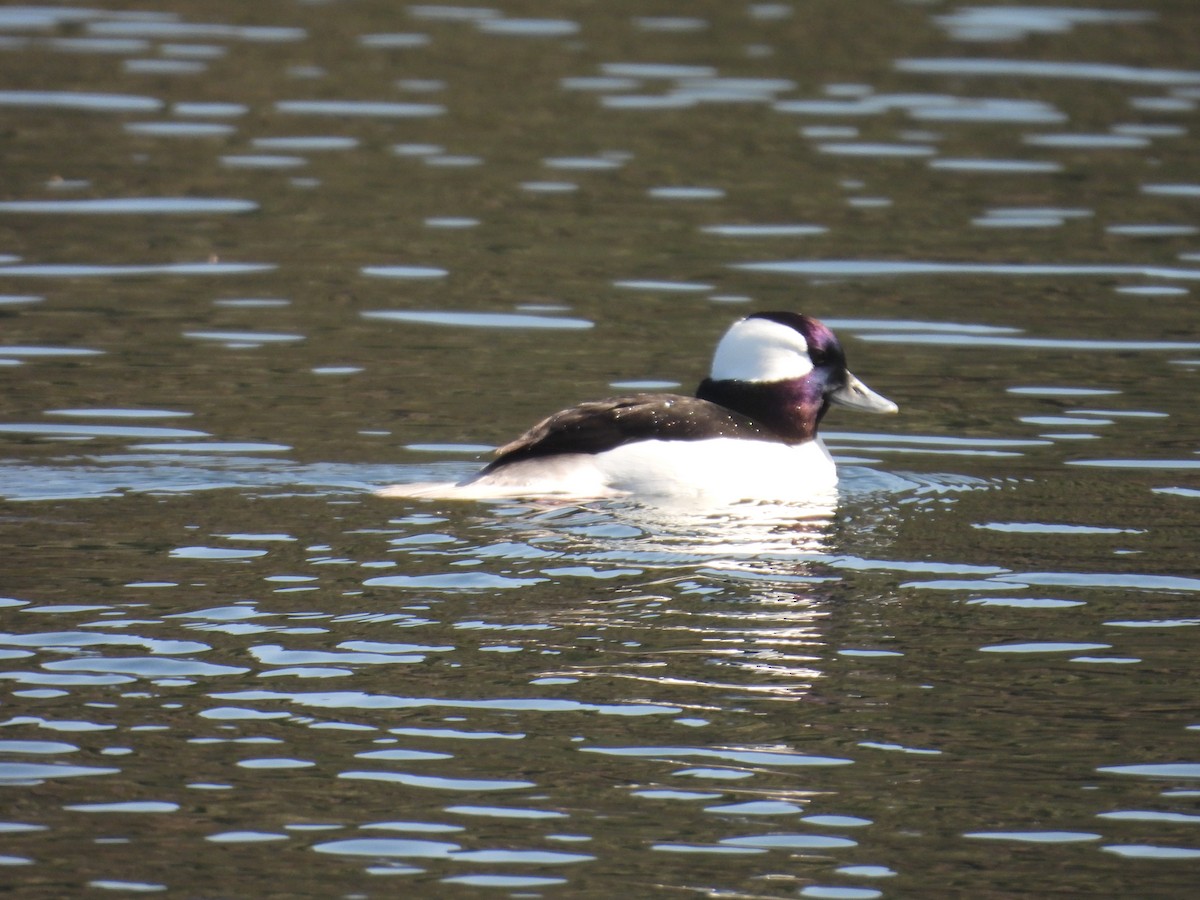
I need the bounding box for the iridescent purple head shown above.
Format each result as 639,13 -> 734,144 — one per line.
698,311 -> 896,442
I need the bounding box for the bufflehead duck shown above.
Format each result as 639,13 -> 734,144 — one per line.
379,312 -> 897,503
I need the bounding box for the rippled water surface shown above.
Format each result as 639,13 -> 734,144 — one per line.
2,1 -> 1199,897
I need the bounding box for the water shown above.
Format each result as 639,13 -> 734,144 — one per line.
2,1 -> 1198,896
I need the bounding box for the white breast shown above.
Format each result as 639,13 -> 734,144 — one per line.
385,436 -> 835,502
594,437 -> 836,502
380,438 -> 839,504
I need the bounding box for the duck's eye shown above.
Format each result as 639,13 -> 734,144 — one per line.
808,348 -> 829,366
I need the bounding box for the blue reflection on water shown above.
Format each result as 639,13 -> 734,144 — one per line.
362,309 -> 591,329
0,197 -> 256,215
0,89 -> 161,112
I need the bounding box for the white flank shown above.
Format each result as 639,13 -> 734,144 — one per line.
708,316 -> 814,383
377,437 -> 838,504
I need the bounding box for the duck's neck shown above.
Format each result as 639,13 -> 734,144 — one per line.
696,377 -> 828,443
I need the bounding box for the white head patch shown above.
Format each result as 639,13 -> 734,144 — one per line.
709,316 -> 814,383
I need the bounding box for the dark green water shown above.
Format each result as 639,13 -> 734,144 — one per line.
2,2 -> 1199,897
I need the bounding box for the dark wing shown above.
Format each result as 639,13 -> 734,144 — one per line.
481,393 -> 770,473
